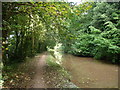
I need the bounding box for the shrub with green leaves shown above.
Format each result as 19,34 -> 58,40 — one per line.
69,31 -> 120,63
67,2 -> 120,63
69,34 -> 95,57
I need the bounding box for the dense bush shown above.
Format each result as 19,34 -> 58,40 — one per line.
68,33 -> 120,63
69,34 -> 95,57
64,2 -> 120,63
93,37 -> 120,63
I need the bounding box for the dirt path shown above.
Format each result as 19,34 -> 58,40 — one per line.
27,54 -> 48,88
62,54 -> 118,88
3,53 -> 74,88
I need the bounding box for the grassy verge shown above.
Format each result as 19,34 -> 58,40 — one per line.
45,54 -> 78,88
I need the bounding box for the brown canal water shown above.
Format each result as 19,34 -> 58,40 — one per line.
62,54 -> 118,88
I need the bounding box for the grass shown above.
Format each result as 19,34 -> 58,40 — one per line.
45,54 -> 78,88
46,54 -> 70,78
46,55 -> 61,68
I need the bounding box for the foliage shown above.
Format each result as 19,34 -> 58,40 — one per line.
69,34 -> 95,57
2,2 -> 120,65
47,43 -> 63,65
0,62 -> 3,88
46,55 -> 60,68
66,2 -> 120,63
2,2 -> 71,65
